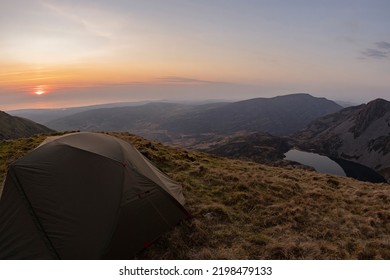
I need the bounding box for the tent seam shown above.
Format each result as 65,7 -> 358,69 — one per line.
9,168 -> 60,259
102,162 -> 126,256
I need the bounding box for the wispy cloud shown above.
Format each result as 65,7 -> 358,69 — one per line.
40,0 -> 115,41
362,48 -> 389,59
361,41 -> 390,60
156,76 -> 219,85
376,41 -> 390,49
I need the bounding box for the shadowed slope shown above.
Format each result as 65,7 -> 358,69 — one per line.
0,111 -> 53,140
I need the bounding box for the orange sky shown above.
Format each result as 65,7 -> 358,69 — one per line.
1,1 -> 390,110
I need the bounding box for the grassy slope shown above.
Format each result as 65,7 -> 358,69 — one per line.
1,132 -> 390,259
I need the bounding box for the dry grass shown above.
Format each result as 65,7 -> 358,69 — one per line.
0,135 -> 47,183
1,131 -> 390,259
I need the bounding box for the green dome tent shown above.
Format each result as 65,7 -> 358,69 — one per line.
0,132 -> 188,259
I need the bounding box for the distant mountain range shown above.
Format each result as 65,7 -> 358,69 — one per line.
295,98 -> 390,181
7,101 -> 153,124
7,99 -> 233,124
161,93 -> 343,136
27,94 -> 342,142
0,111 -> 53,140
44,102 -> 229,141
8,93 -> 390,183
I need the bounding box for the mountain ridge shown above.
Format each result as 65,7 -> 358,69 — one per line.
161,93 -> 343,136
43,94 -> 343,143
0,111 -> 54,140
7,99 -> 232,124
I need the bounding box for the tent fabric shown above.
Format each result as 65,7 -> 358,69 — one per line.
0,132 -> 188,259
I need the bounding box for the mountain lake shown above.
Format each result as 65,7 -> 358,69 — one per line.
284,149 -> 386,183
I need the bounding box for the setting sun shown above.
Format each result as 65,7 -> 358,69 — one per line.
34,86 -> 46,95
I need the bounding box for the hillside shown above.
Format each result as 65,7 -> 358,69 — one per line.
295,98 -> 390,182
161,93 -> 343,136
198,132 -> 292,164
0,111 -> 54,140
1,132 -> 390,259
43,94 -> 342,144
45,102 -> 227,142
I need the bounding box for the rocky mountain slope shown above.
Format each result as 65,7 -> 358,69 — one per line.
0,111 -> 54,140
295,98 -> 390,181
1,132 -> 389,259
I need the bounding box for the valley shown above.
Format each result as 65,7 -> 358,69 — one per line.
6,93 -> 390,183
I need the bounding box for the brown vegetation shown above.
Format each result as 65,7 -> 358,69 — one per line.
1,132 -> 390,259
